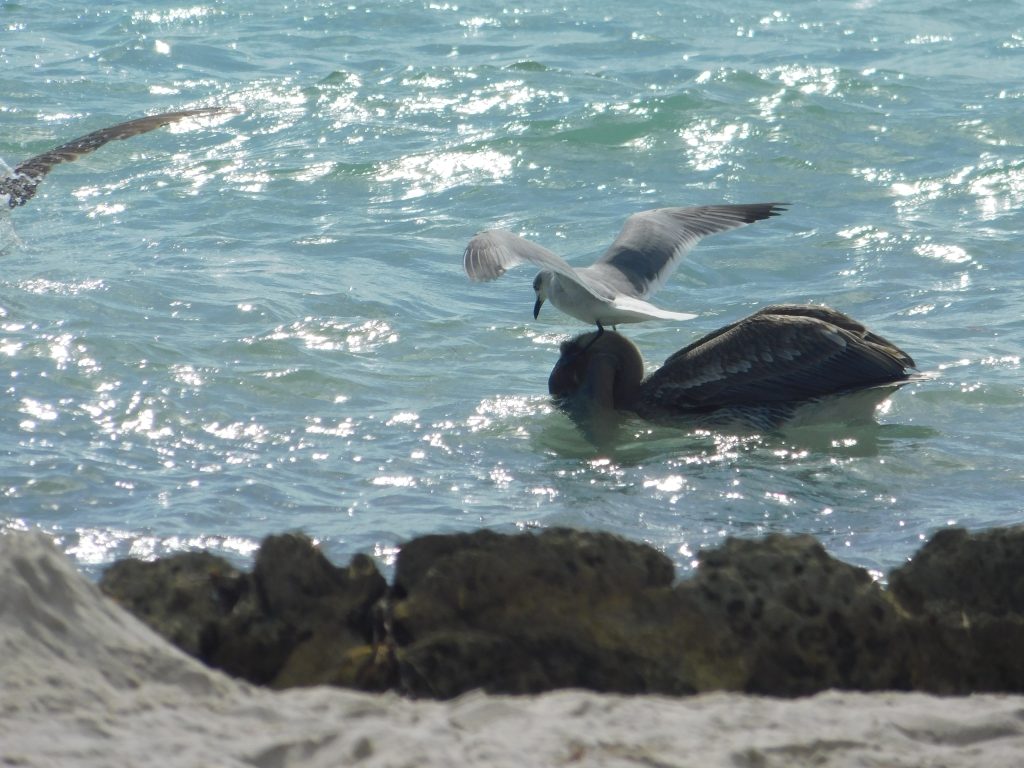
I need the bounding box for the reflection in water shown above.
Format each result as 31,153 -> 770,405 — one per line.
539,402 -> 936,465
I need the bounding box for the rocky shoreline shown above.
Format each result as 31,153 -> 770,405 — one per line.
99,525 -> 1024,699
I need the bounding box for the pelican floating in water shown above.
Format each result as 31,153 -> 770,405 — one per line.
1,107 -> 235,210
548,304 -> 916,443
464,203 -> 786,333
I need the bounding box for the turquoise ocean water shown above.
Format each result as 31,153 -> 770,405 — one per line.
2,0 -> 1022,580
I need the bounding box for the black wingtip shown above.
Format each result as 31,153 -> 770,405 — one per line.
741,202 -> 790,224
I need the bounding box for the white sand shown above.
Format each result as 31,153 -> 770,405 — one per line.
2,531 -> 1023,768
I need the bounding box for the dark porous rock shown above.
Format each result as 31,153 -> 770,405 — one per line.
889,526 -> 1024,618
101,533 -> 389,690
212,533 -> 390,689
99,524 -> 1024,700
390,527 -> 704,698
389,529 -> 913,698
683,534 -> 912,696
393,527 -> 675,600
100,550 -> 246,660
889,526 -> 1024,693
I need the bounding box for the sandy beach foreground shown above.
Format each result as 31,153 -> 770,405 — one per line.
3,531 -> 1023,768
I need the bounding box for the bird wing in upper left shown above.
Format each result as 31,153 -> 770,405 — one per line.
1,106 -> 236,209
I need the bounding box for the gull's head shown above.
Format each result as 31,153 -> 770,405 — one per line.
532,271 -> 552,319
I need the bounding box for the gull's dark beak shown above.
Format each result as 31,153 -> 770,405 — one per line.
533,297 -> 544,319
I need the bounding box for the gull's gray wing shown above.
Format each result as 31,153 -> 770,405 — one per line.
2,107 -> 234,209
463,229 -> 580,283
644,308 -> 913,409
589,203 -> 787,298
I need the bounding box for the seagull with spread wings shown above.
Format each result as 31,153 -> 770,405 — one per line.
464,203 -> 787,334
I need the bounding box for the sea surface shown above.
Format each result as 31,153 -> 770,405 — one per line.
2,0 -> 1022,581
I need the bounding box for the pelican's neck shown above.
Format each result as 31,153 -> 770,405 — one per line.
601,360 -> 643,415
550,331 -> 644,448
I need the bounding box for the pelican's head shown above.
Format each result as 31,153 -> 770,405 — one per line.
548,330 -> 644,411
532,271 -> 553,319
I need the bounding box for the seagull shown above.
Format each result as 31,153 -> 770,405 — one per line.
547,304 -> 916,443
463,203 -> 787,335
1,107 -> 236,210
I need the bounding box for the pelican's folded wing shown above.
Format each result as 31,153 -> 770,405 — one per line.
646,311 -> 913,409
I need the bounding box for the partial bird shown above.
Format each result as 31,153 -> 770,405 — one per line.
1,107 -> 236,210
464,203 -> 786,334
547,304 -> 916,444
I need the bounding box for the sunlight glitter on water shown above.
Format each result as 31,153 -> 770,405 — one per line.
678,119 -> 751,172
376,149 -> 514,199
124,532 -> 261,563
256,319 -> 399,353
130,5 -> 217,25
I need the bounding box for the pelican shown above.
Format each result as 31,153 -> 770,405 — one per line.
548,304 -> 916,443
1,107 -> 235,210
464,203 -> 786,334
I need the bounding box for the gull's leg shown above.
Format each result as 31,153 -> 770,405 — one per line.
581,322 -> 605,352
